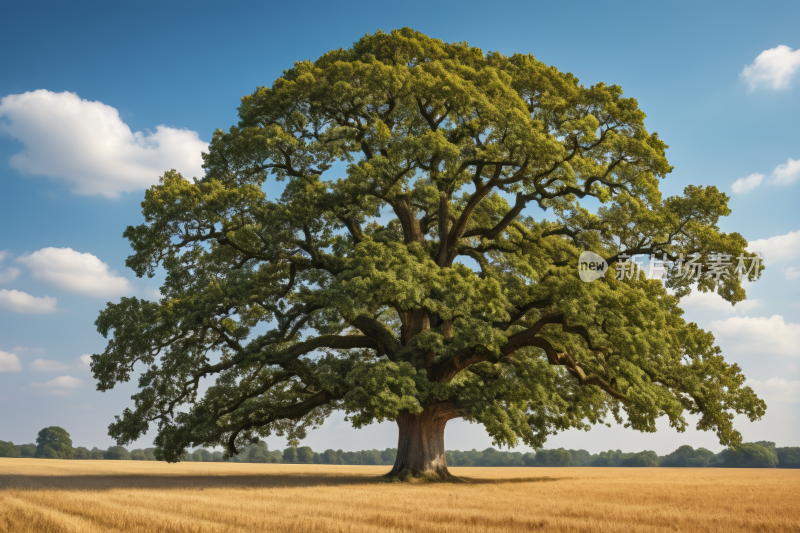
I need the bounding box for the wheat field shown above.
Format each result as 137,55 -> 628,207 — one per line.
0,458 -> 798,532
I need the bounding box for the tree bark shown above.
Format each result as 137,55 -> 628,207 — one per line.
386,403 -> 456,481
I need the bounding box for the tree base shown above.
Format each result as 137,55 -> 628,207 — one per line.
387,404 -> 457,482
382,468 -> 460,483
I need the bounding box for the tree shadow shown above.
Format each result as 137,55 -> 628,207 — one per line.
457,476 -> 567,485
0,471 -> 569,491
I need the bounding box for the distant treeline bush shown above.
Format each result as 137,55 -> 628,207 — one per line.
1,429 -> 798,469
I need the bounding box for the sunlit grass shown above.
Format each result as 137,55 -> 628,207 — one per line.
1,458 -> 798,532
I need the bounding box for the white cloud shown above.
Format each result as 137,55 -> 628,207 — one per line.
30,375 -> 87,396
79,354 -> 92,366
0,351 -> 22,372
0,90 -> 208,197
0,250 -> 20,284
746,377 -> 800,403
17,247 -> 131,297
772,158 -> 800,186
12,346 -> 45,354
783,266 -> 800,280
731,172 -> 764,194
0,268 -> 20,283
0,289 -> 57,313
144,288 -> 163,300
682,290 -> 763,315
710,315 -> 800,357
747,229 -> 800,266
29,358 -> 70,372
740,45 -> 800,91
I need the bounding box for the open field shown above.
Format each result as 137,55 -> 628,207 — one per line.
0,459 -> 798,532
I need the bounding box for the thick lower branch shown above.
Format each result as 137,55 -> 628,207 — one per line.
502,314 -> 564,355
225,390 -> 335,456
388,196 -> 424,244
351,315 -> 402,358
526,337 -> 626,401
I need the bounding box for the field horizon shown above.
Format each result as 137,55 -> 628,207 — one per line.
1,458 -> 798,532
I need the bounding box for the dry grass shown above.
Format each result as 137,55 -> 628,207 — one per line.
0,458 -> 798,532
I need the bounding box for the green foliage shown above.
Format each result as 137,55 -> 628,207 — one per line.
38,445 -> 59,459
322,449 -> 342,464
311,448 -> 398,465
5,431 -> 800,469
35,427 -> 73,459
131,449 -> 147,460
221,441 -> 269,463
0,440 -> 21,458
446,448 -> 524,466
565,449 -> 593,466
620,450 -> 658,467
132,448 -> 157,461
91,28 -> 765,462
297,446 -> 315,463
776,447 -> 800,468
714,442 -> 777,468
283,447 -> 298,463
193,449 -> 213,462
535,448 -> 572,466
16,444 -> 36,457
361,449 -> 382,465
73,447 -> 93,460
105,445 -> 132,460
590,450 -> 629,467
659,445 -> 715,467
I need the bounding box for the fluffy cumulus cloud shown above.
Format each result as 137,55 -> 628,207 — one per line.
0,289 -> 57,313
772,158 -> 800,186
17,247 -> 131,297
731,158 -> 800,193
740,45 -> 800,91
30,375 -> 87,396
0,251 -> 20,284
79,354 -> 92,365
782,266 -> 800,280
0,90 -> 208,197
0,351 -> 22,372
681,290 -> 763,315
710,315 -> 800,357
747,229 -> 800,266
731,172 -> 764,194
12,346 -> 45,354
29,358 -> 70,372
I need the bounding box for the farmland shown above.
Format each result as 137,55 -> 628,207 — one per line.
1,458 -> 798,532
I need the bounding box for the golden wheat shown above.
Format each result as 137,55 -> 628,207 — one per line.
1,458 -> 798,532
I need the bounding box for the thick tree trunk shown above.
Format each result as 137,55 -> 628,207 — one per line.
386,404 -> 455,481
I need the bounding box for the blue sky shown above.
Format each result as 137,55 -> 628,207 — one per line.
0,0 -> 798,455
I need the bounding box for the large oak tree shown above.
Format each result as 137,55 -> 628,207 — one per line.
93,28 -> 765,480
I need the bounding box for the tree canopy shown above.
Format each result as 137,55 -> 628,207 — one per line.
0,440 -> 21,458
34,426 -> 74,459
92,28 -> 765,478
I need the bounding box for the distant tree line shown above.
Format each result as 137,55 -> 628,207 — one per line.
1,428 -> 798,468
445,441 -> 798,469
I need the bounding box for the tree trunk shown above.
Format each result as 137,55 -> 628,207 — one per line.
386,404 -> 455,481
